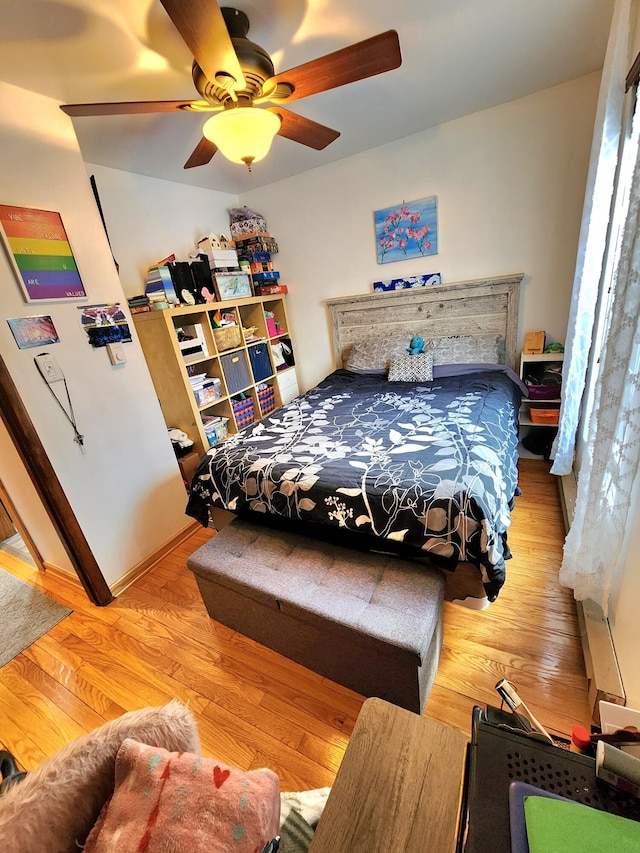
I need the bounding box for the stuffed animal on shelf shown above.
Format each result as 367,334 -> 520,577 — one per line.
407,335 -> 425,354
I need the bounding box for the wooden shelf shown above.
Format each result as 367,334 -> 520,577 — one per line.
518,351 -> 563,457
133,294 -> 299,460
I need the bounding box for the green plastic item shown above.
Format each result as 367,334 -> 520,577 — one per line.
524,796 -> 640,852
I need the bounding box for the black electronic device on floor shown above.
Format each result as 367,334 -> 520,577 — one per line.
458,705 -> 640,852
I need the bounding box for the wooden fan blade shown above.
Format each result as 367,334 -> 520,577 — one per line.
159,0 -> 245,92
265,30 -> 401,104
184,137 -> 218,169
60,100 -> 210,117
268,107 -> 340,150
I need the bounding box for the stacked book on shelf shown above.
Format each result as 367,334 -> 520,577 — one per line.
127,294 -> 151,314
146,265 -> 179,307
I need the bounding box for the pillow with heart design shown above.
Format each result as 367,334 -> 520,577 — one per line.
83,738 -> 280,853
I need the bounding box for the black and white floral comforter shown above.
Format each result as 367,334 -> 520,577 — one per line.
186,368 -> 523,600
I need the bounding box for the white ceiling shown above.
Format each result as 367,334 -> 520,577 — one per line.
0,0 -> 614,195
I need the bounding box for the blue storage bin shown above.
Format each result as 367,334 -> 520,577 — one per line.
248,343 -> 274,383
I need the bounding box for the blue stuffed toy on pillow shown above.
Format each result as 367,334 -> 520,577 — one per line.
407,335 -> 425,354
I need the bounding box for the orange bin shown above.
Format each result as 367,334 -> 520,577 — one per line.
530,408 -> 560,425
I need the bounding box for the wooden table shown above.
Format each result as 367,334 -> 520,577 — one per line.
310,697 -> 468,853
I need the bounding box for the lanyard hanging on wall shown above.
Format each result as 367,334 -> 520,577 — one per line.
34,353 -> 85,452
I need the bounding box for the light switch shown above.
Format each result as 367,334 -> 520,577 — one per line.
34,352 -> 64,383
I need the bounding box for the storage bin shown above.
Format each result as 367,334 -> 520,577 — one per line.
193,378 -> 221,406
248,343 -> 273,383
213,324 -> 242,352
202,416 -> 229,447
266,318 -> 284,337
231,397 -> 254,429
530,408 -> 560,425
527,384 -> 560,401
257,384 -> 276,416
230,214 -> 268,238
221,351 -> 251,394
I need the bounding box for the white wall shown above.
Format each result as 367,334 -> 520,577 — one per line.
86,165 -> 238,298
240,74 -> 600,391
0,81 -> 190,588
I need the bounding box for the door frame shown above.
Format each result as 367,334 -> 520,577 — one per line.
0,479 -> 45,569
0,354 -> 113,606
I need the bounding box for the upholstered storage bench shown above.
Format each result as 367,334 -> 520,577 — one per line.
187,518 -> 446,714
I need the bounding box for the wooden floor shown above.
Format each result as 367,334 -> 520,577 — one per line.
0,459 -> 590,790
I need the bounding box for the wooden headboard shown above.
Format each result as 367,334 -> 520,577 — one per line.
326,273 -> 524,372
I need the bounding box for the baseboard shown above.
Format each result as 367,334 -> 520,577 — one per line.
109,521 -> 201,597
556,471 -> 625,723
43,561 -> 82,585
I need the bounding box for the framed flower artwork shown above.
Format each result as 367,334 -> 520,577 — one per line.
374,196 -> 438,264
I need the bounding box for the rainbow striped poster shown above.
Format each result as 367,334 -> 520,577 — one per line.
0,205 -> 86,302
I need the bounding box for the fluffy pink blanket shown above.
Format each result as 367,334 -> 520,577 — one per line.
84,739 -> 280,853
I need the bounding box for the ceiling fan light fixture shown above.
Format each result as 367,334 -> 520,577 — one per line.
202,106 -> 281,168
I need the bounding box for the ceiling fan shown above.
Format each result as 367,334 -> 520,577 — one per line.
60,2 -> 402,172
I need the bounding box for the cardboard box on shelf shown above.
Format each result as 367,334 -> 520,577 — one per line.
523,331 -> 546,354
254,284 -> 288,295
178,451 -> 200,486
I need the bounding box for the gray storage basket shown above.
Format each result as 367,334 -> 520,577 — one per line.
221,351 -> 251,394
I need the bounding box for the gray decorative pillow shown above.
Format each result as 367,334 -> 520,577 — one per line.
428,335 -> 504,364
344,333 -> 411,374
388,352 -> 434,382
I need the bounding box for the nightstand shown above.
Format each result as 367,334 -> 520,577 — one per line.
518,353 -> 564,458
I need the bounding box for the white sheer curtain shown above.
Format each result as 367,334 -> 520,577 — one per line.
551,0 -> 630,475
559,117 -> 640,615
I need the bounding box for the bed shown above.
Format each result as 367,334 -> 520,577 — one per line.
186,273 -> 525,604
